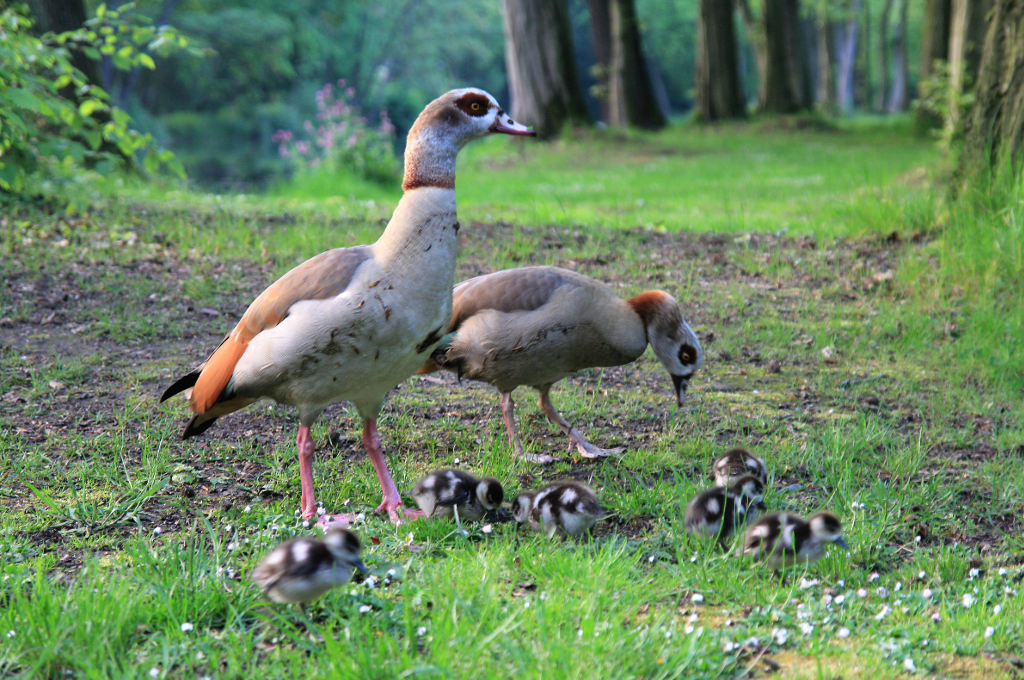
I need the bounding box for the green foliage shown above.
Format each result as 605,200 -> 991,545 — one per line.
915,60 -> 975,153
0,3 -> 188,199
274,82 -> 401,186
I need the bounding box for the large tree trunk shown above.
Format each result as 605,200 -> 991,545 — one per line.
834,0 -> 859,114
947,0 -> 994,127
957,0 -> 1024,185
26,0 -> 102,88
604,0 -> 666,129
585,0 -> 612,122
760,0 -> 813,113
695,0 -> 746,121
501,0 -> 591,138
886,0 -> 908,112
917,0 -> 953,128
815,9 -> 834,111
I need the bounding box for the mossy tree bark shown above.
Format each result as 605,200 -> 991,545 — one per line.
501,0 -> 591,138
694,0 -> 746,121
957,0 -> 1024,186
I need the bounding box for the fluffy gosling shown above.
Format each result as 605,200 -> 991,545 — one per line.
741,511 -> 849,571
410,469 -> 504,521
710,447 -> 767,487
685,475 -> 766,545
249,528 -> 365,603
514,481 -> 603,538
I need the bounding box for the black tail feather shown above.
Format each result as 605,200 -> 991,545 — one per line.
160,370 -> 200,403
182,414 -> 218,439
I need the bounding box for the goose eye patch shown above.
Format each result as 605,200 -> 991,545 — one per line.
678,343 -> 697,365
456,93 -> 491,117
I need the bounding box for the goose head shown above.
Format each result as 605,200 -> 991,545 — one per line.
808,511 -> 849,548
511,491 -> 537,525
323,528 -> 367,572
729,474 -> 766,511
404,88 -> 534,191
476,477 -> 505,510
627,291 -> 704,405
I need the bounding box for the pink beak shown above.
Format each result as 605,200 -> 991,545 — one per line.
491,111 -> 536,136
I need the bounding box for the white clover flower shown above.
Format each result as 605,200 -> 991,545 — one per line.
985,626 -> 995,638
915,536 -> 921,543
453,458 -> 460,465
868,572 -> 879,582
903,658 -> 916,672
358,605 -> 372,614
874,606 -> 892,621
918,571 -> 926,580
684,625 -> 695,634
153,527 -> 162,535
922,588 -> 933,598
931,612 -> 942,622
835,595 -> 845,604
664,630 -> 672,639
837,627 -> 851,638
482,524 -> 493,534
876,587 -> 888,597
857,588 -> 868,598
416,626 -> 427,637
994,605 -> 1002,615
799,622 -> 814,636
968,568 -> 980,580
895,582 -> 902,592
365,576 -> 378,589
180,622 -> 193,632
577,628 -> 583,638
836,580 -> 845,587
772,628 -> 789,645
799,578 -> 819,590
149,669 -> 160,679
722,640 -> 736,653
692,593 -> 704,603
244,505 -> 252,513
316,507 -> 325,517
963,594 -> 976,607
998,568 -> 1008,576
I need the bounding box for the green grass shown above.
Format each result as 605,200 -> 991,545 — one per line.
1,120 -> 1023,679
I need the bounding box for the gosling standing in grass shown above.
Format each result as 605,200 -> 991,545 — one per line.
710,447 -> 767,487
741,511 -> 849,571
514,481 -> 603,538
685,475 -> 765,545
250,528 -> 365,603
410,469 -> 504,521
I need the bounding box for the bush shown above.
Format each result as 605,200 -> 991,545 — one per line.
274,81 -> 401,186
0,3 -> 189,198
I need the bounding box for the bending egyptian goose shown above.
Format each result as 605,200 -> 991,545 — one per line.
514,481 -> 603,538
710,447 -> 767,487
410,468 -> 504,521
684,474 -> 765,545
418,267 -> 703,462
250,528 -> 365,603
741,511 -> 849,571
161,89 -> 534,526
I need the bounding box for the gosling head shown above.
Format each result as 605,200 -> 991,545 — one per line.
808,511 -> 849,548
404,88 -> 535,191
476,477 -> 505,510
322,528 -> 367,572
627,291 -> 703,406
729,474 -> 766,509
511,492 -> 537,525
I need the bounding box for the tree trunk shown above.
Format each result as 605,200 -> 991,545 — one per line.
815,10 -> 834,111
948,0 -> 994,126
501,0 -> 591,138
605,0 -> 666,129
585,0 -> 612,121
760,0 -> 812,113
957,0 -> 1024,185
917,0 -> 953,128
26,0 -> 102,88
695,0 -> 746,121
877,0 -> 893,112
886,0 -> 908,112
835,0 -> 859,114
737,0 -> 768,105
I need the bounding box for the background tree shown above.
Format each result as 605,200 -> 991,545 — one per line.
885,0 -> 908,112
501,0 -> 591,138
957,0 -> 1024,186
604,0 -> 667,128
813,2 -> 834,111
946,0 -> 993,128
760,0 -> 813,113
25,0 -> 101,87
835,0 -> 860,114
694,0 -> 745,121
916,0 -> 952,128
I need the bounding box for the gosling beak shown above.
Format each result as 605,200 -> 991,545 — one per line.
834,537 -> 850,549
671,374 -> 689,407
491,110 -> 536,136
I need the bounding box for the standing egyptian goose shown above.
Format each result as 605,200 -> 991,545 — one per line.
161,89 -> 535,526
741,511 -> 849,571
418,267 -> 703,461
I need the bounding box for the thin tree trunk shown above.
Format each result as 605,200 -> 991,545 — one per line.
585,0 -> 612,121
815,10 -> 834,111
917,0 -> 953,128
696,0 -> 746,121
948,0 -> 994,127
887,0 -> 908,112
501,0 -> 591,138
760,0 -> 812,113
835,0 -> 859,115
857,0 -> 872,108
606,0 -> 666,129
737,0 -> 768,105
877,0 -> 893,112
957,0 -> 1024,185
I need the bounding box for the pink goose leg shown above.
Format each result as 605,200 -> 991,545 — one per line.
362,417 -> 423,524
